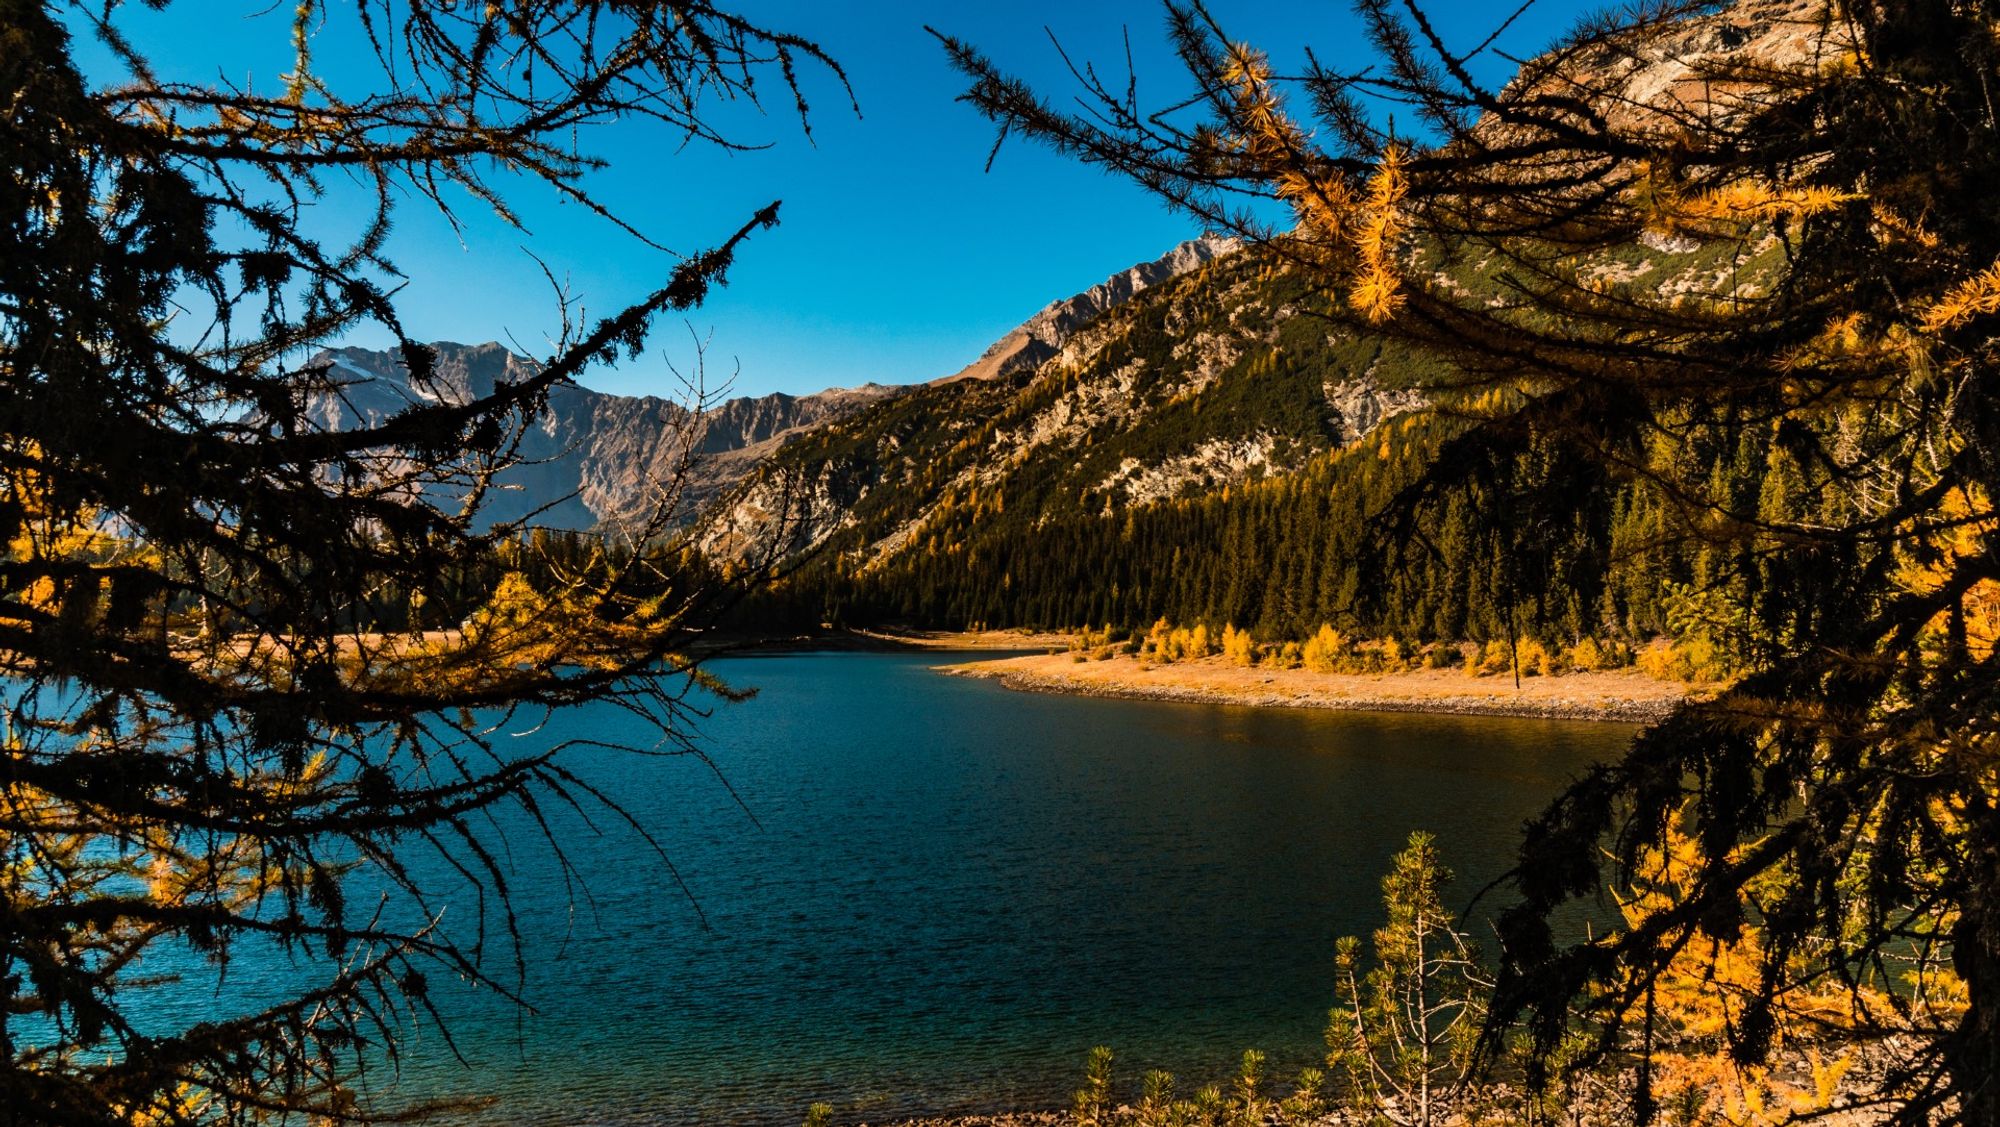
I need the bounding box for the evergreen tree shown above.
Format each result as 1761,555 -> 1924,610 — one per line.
0,3 -> 840,1121
1325,832 -> 1486,1127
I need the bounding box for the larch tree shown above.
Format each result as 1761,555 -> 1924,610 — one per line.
939,0 -> 2000,1119
1324,831 -> 1486,1127
0,1 -> 841,1122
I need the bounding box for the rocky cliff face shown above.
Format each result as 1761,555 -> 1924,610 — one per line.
1543,0 -> 1838,130
938,235 -> 1240,384
308,341 -> 897,530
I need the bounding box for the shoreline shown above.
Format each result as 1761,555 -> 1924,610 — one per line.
702,627 -> 1076,655
862,1116 -> 1063,1127
849,627 -> 1076,651
937,651 -> 1688,723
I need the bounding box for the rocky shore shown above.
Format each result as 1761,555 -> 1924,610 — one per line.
863,1115 -> 1065,1127
938,652 -> 1688,723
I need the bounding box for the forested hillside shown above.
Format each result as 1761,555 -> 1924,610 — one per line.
723,227 -> 1788,674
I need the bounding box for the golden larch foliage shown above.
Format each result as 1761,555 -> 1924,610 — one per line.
1895,484 -> 2000,659
1348,146 -> 1407,323
1921,257 -> 2000,333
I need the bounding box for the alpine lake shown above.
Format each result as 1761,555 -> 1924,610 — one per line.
194,650 -> 1637,1125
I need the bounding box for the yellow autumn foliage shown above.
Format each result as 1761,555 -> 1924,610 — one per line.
1349,147 -> 1407,323
1678,179 -> 1854,224
1221,50 -> 1407,323
1638,161 -> 1856,240
1140,618 -> 1219,663
1615,822 -> 1929,1125
1567,637 -> 1606,672
1300,624 -> 1347,673
1222,623 -> 1258,667
1895,484 -> 2000,660
1471,640 -> 1513,677
1921,257 -> 2000,333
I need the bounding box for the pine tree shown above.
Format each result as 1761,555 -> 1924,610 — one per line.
1324,832 -> 1486,1127
0,3 -> 842,1121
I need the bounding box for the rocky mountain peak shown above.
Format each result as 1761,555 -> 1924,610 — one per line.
938,234 -> 1241,385
301,341 -> 898,530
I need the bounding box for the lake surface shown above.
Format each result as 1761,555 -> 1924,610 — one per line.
346,652 -> 1632,1124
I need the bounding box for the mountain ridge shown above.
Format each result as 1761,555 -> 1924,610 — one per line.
304,235 -> 1238,530
936,235 -> 1240,384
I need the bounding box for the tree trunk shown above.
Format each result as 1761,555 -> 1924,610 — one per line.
1952,861 -> 2000,1121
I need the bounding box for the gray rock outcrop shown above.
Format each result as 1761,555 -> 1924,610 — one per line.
937,235 -> 1239,384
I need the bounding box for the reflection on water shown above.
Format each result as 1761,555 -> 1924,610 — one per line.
168,652 -> 1635,1125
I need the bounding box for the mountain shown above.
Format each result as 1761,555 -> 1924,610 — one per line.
311,0 -> 1825,639
305,236 -> 1238,531
306,341 -> 897,530
704,0 -> 1831,641
696,240 -> 1430,567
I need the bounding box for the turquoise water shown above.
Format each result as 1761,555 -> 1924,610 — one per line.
314,653 -> 1631,1124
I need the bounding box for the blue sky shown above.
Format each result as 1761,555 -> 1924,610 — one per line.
81,1 -> 1590,400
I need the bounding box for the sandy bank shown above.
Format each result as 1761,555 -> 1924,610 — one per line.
711,628 -> 1074,654
937,652 -> 1689,722
847,628 -> 1078,651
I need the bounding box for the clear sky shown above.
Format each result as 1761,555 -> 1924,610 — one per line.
75,1 -> 1590,400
